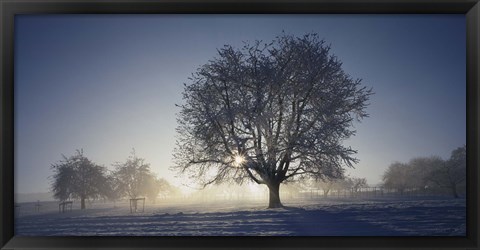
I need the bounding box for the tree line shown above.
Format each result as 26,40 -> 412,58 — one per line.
303,146 -> 466,199
310,176 -> 369,196
50,149 -> 176,209
382,145 -> 466,198
282,144 -> 466,199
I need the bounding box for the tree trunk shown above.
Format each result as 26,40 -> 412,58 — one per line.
267,182 -> 282,208
81,197 -> 86,210
451,185 -> 459,198
324,189 -> 330,197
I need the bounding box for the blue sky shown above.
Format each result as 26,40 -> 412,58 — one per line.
14,14 -> 465,194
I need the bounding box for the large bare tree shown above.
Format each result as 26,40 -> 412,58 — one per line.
173,33 -> 373,208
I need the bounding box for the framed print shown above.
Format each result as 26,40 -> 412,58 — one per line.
1,0 -> 479,249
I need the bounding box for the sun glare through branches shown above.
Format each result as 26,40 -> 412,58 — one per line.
232,153 -> 245,168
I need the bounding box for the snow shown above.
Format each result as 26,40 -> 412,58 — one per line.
15,196 -> 466,236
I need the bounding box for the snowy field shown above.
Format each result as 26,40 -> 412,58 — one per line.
15,196 -> 466,236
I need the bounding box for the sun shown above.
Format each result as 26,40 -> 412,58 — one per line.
233,154 -> 245,167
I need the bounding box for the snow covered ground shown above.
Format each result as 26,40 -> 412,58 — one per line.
15,196 -> 466,236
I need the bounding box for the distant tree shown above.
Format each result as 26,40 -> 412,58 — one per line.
282,182 -> 303,198
426,145 -> 466,198
316,179 -> 336,196
104,173 -> 122,206
144,175 -> 160,203
166,184 -> 183,198
50,161 -> 76,202
408,156 -> 444,189
312,177 -> 347,196
334,177 -> 354,191
112,150 -> 153,199
50,150 -> 110,209
144,176 -> 173,204
382,162 -> 410,194
173,33 -> 373,208
350,177 -> 368,192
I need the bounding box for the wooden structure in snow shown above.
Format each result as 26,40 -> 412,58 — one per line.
59,201 -> 73,213
34,200 -> 42,212
129,198 -> 145,213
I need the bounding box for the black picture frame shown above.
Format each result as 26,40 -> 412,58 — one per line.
1,0 -> 479,249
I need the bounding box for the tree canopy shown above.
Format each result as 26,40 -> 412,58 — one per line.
173,33 -> 373,208
50,150 -> 110,209
112,150 -> 155,200
426,145 -> 466,198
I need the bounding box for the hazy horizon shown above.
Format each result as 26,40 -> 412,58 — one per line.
14,14 -> 465,194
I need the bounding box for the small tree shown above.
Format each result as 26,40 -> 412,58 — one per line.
350,177 -> 368,193
316,179 -> 335,196
51,161 -> 76,202
382,162 -> 409,194
144,176 -> 172,204
312,177 -> 347,196
426,145 -> 466,198
50,150 -> 110,209
112,150 -> 153,199
104,173 -> 122,207
408,156 -> 444,190
173,33 -> 373,208
144,175 -> 159,203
